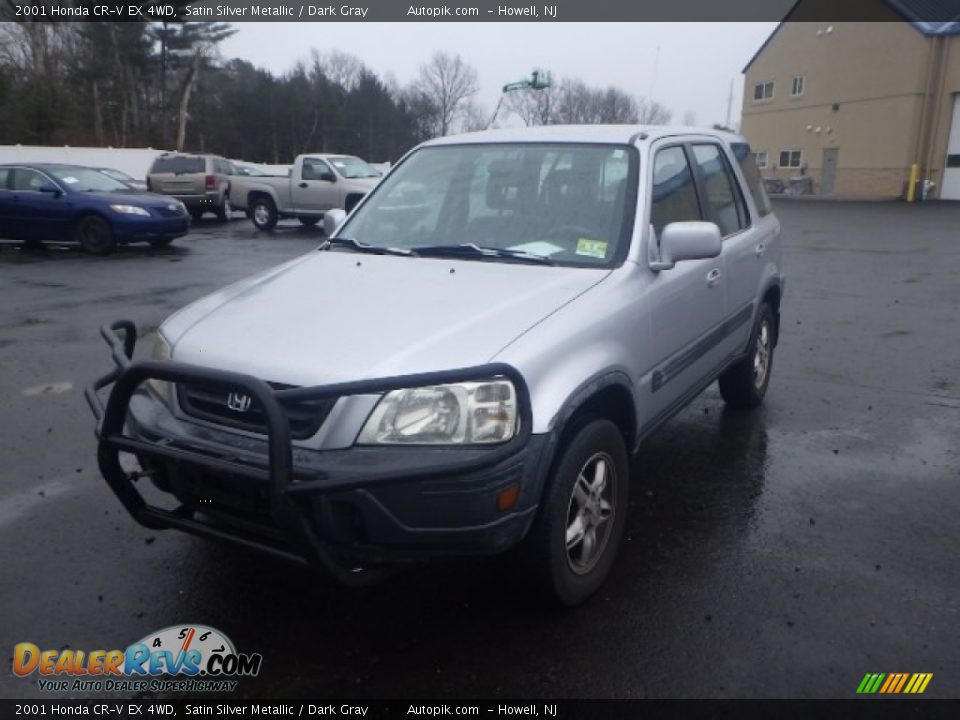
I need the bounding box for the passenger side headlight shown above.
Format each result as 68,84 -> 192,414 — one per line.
146,334 -> 171,401
357,380 -> 518,445
110,204 -> 151,216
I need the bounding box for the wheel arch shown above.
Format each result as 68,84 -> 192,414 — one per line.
532,372 -> 637,507
760,280 -> 782,346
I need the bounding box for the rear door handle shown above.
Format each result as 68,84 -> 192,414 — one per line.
706,268 -> 721,287
755,243 -> 766,257
298,182 -> 309,189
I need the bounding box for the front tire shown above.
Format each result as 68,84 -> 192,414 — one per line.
189,208 -> 205,221
719,302 -> 776,409
75,215 -> 116,255
298,216 -> 320,227
250,197 -> 278,231
513,418 -> 629,606
148,237 -> 175,248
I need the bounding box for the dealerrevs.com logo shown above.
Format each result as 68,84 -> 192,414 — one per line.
13,624 -> 262,693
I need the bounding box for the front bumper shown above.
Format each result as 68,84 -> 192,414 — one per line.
86,321 -> 547,583
113,216 -> 189,243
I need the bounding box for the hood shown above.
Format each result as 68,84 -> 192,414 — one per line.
164,251 -> 608,387
80,190 -> 183,209
340,176 -> 380,192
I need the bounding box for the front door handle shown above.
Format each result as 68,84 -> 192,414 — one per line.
706,268 -> 721,287
298,182 -> 309,189
755,243 -> 766,257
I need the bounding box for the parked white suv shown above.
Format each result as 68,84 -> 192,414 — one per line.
88,126 -> 783,605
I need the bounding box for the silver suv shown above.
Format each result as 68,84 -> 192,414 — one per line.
146,153 -> 234,222
89,126 -> 783,605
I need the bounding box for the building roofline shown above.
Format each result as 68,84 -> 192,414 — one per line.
742,0 -> 960,74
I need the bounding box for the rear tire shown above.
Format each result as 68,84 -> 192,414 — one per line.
189,209 -> 204,221
251,197 -> 278,231
511,418 -> 629,606
298,216 -> 320,227
75,215 -> 116,255
216,196 -> 232,222
718,303 -> 776,409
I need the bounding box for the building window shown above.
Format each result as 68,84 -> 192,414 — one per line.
754,151 -> 768,169
779,150 -> 803,169
791,76 -> 805,96
753,81 -> 775,101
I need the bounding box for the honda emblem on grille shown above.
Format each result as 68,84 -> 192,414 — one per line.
226,392 -> 252,412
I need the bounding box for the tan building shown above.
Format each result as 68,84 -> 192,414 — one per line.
740,0 -> 960,199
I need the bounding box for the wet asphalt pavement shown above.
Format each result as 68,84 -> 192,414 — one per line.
1,201 -> 959,700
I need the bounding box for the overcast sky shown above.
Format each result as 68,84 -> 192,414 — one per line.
220,23 -> 778,129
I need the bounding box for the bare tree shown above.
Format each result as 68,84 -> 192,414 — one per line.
550,78 -> 640,125
595,87 -> 639,124
175,47 -> 205,151
460,99 -> 487,133
504,86 -> 554,126
682,110 -> 698,126
411,52 -> 479,137
637,98 -> 673,125
312,49 -> 365,91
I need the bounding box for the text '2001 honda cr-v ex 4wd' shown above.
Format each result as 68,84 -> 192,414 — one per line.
88,125 -> 784,606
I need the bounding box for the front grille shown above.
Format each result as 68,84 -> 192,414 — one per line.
176,381 -> 335,440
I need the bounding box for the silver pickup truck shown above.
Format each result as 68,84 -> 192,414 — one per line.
88,126 -> 783,606
229,154 -> 381,231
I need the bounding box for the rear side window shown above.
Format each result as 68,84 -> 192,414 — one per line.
11,168 -> 47,191
731,142 -> 772,217
0,168 -> 8,189
691,144 -> 748,236
151,156 -> 204,174
650,146 -> 701,236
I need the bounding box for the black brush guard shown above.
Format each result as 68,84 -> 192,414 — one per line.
86,320 -> 532,586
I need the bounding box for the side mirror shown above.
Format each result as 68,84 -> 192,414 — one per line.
323,208 -> 346,237
650,221 -> 721,271
39,184 -> 62,197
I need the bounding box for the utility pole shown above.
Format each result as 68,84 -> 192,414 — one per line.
725,77 -> 734,129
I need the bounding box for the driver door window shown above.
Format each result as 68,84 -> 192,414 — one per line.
12,169 -> 47,191
302,159 -> 333,181
649,146 -> 702,237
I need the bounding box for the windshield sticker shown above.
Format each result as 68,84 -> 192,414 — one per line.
61,177 -> 78,184
508,241 -> 565,257
576,238 -> 608,258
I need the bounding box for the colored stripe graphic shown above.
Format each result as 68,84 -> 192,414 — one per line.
857,672 -> 932,694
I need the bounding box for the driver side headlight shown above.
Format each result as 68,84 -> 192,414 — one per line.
146,334 -> 171,401
357,380 -> 518,445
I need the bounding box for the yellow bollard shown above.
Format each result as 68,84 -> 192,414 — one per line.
907,163 -> 919,202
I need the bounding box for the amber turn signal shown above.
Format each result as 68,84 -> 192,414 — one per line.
496,484 -> 521,512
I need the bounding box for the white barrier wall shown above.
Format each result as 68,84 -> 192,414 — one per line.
0,146 -> 169,181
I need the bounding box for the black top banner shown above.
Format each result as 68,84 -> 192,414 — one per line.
2,699 -> 960,719
7,0 -> 960,22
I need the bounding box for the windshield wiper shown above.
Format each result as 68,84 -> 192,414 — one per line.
322,237 -> 413,257
409,243 -> 555,265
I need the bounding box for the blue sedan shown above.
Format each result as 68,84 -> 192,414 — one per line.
0,163 -> 190,254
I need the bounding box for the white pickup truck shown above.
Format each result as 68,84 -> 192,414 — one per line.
230,154 -> 382,231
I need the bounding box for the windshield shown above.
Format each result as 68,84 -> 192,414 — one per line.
99,168 -> 134,183
47,167 -> 131,193
328,156 -> 381,179
339,143 -> 637,267
151,156 -> 204,174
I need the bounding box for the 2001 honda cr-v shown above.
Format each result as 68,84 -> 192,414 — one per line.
88,125 -> 784,605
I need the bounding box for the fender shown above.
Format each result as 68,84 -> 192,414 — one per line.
530,370 -> 637,505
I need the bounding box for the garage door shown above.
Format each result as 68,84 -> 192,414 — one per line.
943,94 -> 960,200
